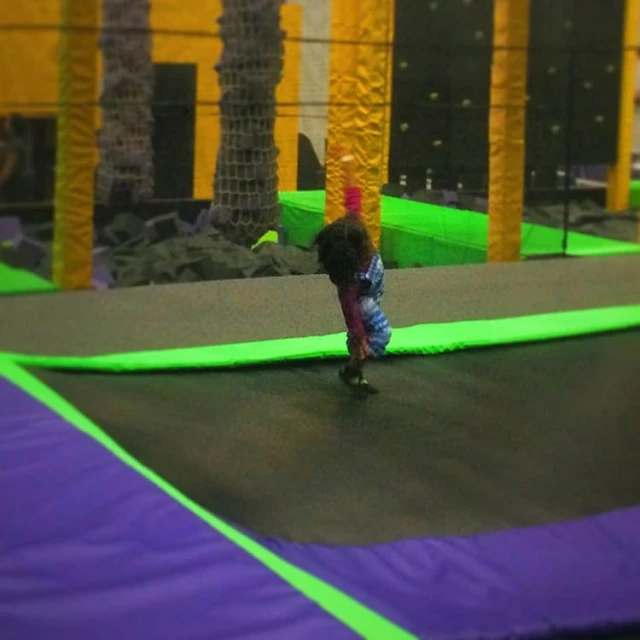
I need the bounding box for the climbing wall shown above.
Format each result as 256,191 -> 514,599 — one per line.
527,0 -> 624,185
389,0 -> 492,194
388,0 -> 625,194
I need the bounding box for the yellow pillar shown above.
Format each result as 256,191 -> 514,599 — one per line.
325,0 -> 395,249
607,0 -> 640,213
53,0 -> 99,290
487,0 -> 531,263
275,3 -> 303,192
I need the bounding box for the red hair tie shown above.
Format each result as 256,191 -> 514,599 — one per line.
344,186 -> 362,219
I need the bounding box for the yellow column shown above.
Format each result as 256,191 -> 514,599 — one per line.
607,0 -> 640,213
487,0 -> 531,263
276,3 -> 303,193
325,0 -> 395,249
53,0 -> 99,289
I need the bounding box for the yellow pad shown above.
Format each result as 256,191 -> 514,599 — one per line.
325,0 -> 394,249
53,0 -> 99,289
276,4 -> 303,193
0,6 -> 60,117
607,0 -> 640,214
488,0 -> 531,263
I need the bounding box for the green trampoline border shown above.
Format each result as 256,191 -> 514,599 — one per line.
630,180 -> 640,209
2,303 -> 640,639
4,304 -> 640,372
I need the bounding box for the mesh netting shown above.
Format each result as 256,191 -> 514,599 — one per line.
210,0 -> 285,247
97,0 -> 155,206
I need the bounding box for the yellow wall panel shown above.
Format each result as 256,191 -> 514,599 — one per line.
0,3 -> 60,116
325,0 -> 394,249
151,0 -> 222,200
1,0 -> 300,200
276,3 -> 302,193
607,0 -> 640,213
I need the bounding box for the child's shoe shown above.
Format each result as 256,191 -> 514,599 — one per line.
339,367 -> 379,396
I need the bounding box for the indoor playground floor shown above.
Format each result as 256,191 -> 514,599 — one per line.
1,255 -> 640,640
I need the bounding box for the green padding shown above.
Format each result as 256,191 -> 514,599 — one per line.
0,263 -> 60,295
630,180 -> 640,209
0,358 -> 415,640
7,305 -> 640,372
251,229 -> 279,250
279,191 -> 640,268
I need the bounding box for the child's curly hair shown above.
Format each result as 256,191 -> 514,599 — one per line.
314,216 -> 373,286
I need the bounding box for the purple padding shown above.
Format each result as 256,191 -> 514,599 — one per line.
265,509 -> 640,639
0,379 -> 356,640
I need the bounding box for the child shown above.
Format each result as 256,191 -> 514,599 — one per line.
315,155 -> 391,394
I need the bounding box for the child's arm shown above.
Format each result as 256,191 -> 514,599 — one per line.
341,154 -> 362,220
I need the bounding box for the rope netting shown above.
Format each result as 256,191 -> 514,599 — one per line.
210,0 -> 285,247
97,0 -> 155,207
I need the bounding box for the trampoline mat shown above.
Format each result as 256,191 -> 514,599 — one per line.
32,329 -> 640,545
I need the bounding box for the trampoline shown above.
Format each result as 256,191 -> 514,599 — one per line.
1,257 -> 640,640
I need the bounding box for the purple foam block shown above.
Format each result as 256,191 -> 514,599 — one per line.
0,216 -> 22,243
93,245 -> 109,257
92,264 -> 114,290
194,208 -> 212,233
442,190 -> 458,206
179,219 -> 195,236
576,165 -> 607,182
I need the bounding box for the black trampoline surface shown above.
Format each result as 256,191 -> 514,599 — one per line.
33,329 -> 640,545
4,255 -> 640,356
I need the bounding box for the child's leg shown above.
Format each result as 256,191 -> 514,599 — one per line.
344,334 -> 367,378
348,308 -> 390,393
367,313 -> 391,358
339,301 -> 388,394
